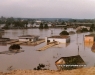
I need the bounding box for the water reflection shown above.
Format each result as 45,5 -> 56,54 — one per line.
54,43 -> 70,48
84,43 -> 93,48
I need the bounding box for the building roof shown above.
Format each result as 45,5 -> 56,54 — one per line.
85,34 -> 95,37
48,35 -> 70,39
19,35 -> 39,39
55,55 -> 85,65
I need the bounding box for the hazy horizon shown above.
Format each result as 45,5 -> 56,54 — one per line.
0,0 -> 95,19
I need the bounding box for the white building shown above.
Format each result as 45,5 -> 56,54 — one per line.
35,20 -> 42,23
45,35 -> 70,44
18,35 -> 39,42
33,23 -> 40,27
35,20 -> 42,25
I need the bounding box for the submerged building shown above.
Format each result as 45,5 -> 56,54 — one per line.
18,35 -> 39,42
55,55 -> 86,70
45,35 -> 70,44
84,34 -> 95,43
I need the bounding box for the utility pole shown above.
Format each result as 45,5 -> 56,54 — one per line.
77,33 -> 79,55
78,45 -> 79,55
83,34 -> 85,50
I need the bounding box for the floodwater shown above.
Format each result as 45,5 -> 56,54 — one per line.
0,28 -> 95,72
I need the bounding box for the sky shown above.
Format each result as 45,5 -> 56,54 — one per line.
0,0 -> 95,19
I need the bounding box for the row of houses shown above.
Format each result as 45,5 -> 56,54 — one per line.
0,33 -> 95,45
18,35 -> 70,44
17,34 -> 95,44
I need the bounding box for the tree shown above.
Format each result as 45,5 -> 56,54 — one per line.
81,28 -> 88,32
13,21 -> 24,27
64,27 -> 67,30
60,31 -> 69,35
30,21 -> 34,27
89,27 -> 93,32
39,23 -> 43,29
90,24 -> 94,31
61,21 -> 65,25
9,44 -> 21,51
44,24 -> 49,29
3,21 -> 11,29
23,21 -> 28,28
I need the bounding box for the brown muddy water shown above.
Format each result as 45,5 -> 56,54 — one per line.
0,28 -> 95,72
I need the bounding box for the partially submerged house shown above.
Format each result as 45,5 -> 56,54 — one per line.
55,55 -> 86,70
45,35 -> 70,44
84,34 -> 95,43
18,35 -> 39,42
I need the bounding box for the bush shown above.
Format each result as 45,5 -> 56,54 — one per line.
9,44 -> 21,51
64,27 -> 67,30
33,64 -> 47,70
60,31 -> 69,35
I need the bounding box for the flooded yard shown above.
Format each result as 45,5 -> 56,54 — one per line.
0,28 -> 95,72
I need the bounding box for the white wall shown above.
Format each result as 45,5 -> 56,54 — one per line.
19,38 -> 38,42
33,23 -> 40,27
48,24 -> 52,27
19,39 -> 29,42
47,38 -> 67,43
45,37 -> 48,44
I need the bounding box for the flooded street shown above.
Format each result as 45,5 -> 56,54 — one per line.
0,28 -> 95,72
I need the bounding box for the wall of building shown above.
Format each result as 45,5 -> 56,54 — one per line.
19,38 -> 29,42
45,37 -> 48,44
19,38 -> 35,42
84,36 -> 94,43
47,38 -> 66,43
19,37 -> 39,42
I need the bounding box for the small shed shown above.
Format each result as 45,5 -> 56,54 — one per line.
84,35 -> 95,43
18,35 -> 39,42
45,35 -> 70,44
